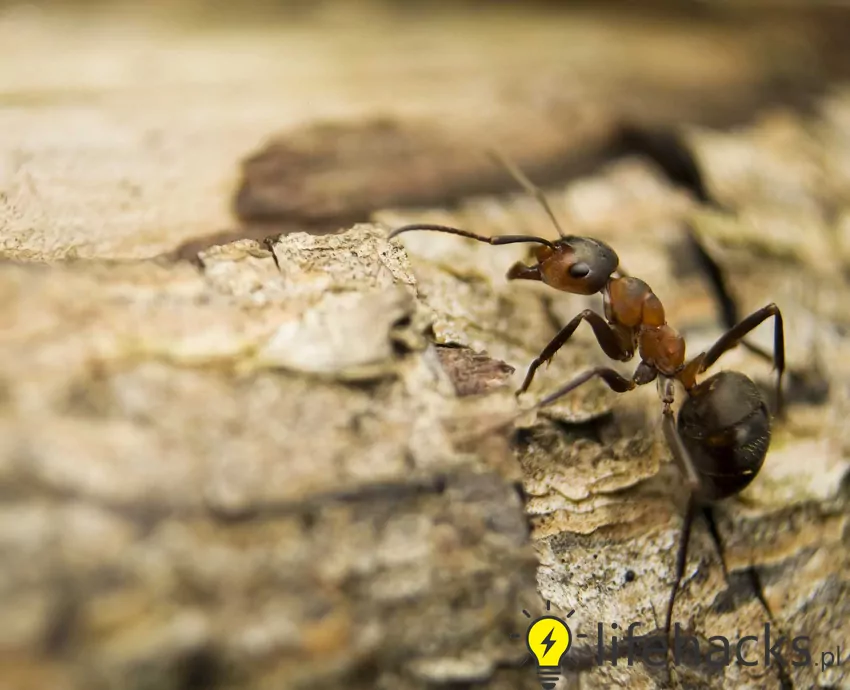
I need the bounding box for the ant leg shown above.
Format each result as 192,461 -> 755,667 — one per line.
701,506 -> 729,578
533,366 -> 636,409
486,149 -> 567,238
518,310 -> 632,396
661,409 -> 701,494
661,410 -> 703,685
388,224 -> 556,249
685,226 -> 773,364
699,303 -> 785,415
456,366 -> 637,444
665,493 -> 698,639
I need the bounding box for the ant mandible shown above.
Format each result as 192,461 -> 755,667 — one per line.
388,152 -> 787,639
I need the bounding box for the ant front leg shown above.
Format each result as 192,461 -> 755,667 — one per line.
518,310 -> 633,396
532,366 -> 637,408
699,303 -> 785,415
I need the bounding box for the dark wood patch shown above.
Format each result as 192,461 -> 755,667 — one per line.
435,345 -> 515,397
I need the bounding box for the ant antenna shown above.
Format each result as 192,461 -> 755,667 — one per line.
486,149 -> 568,238
387,223 -> 556,249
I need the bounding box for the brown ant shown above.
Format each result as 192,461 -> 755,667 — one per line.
387,153 -> 786,647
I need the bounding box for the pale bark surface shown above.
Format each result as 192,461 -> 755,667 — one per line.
0,4 -> 848,690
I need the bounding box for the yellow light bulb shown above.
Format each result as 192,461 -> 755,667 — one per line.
526,615 -> 571,689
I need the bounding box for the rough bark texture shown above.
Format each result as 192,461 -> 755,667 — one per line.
1,4 -> 849,690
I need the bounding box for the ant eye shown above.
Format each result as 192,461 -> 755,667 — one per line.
569,262 -> 591,279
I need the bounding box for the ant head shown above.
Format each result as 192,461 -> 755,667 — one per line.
538,237 -> 619,295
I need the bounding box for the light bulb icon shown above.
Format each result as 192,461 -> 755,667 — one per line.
526,614 -> 571,689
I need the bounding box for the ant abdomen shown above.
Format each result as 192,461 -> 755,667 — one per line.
676,371 -> 771,502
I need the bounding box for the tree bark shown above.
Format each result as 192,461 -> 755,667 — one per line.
0,5 -> 848,690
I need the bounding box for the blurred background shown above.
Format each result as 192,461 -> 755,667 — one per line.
3,0 -> 850,261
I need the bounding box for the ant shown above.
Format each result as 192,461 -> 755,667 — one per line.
387,152 -> 787,648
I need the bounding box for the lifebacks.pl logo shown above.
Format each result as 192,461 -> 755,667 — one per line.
513,601 -> 845,688
520,604 -> 574,689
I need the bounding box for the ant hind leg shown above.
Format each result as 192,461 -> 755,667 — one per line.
665,494 -> 698,641
685,227 -> 775,364
699,303 -> 785,416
